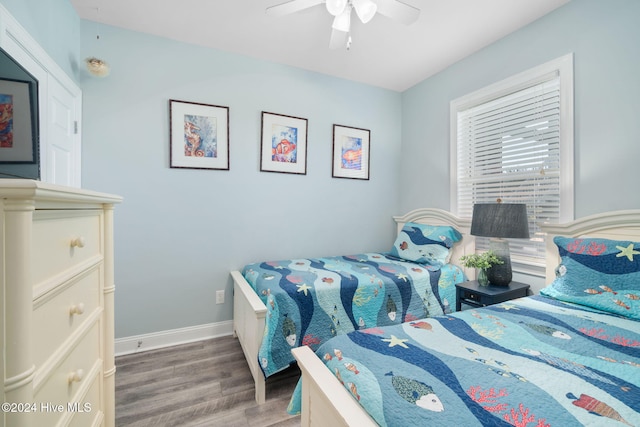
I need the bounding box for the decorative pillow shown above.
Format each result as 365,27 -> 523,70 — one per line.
540,236 -> 640,319
389,222 -> 462,267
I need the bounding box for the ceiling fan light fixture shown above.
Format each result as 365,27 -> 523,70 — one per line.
352,0 -> 377,23
326,0 -> 347,16
332,6 -> 351,32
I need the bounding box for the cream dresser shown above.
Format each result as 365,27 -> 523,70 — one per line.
1,180 -> 122,427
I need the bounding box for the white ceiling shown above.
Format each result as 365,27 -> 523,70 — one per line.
70,0 -> 570,92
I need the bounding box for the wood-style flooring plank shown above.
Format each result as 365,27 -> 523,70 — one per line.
115,336 -> 300,426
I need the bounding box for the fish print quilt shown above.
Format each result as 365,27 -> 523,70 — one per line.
242,253 -> 466,378
294,295 -> 640,426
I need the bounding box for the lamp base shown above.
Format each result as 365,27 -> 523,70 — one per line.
487,239 -> 512,286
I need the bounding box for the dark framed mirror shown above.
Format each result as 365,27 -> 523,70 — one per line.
0,45 -> 39,179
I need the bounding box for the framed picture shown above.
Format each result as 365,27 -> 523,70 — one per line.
169,99 -> 229,170
0,78 -> 37,163
332,124 -> 370,180
260,111 -> 307,175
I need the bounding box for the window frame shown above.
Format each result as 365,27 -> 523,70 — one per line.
449,53 -> 574,277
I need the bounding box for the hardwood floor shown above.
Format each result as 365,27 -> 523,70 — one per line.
115,336 -> 301,426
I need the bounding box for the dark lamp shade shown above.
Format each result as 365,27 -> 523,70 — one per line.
470,203 -> 530,239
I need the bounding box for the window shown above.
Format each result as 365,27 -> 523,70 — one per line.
450,54 -> 574,273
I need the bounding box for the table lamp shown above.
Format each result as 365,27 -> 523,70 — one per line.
470,202 -> 530,286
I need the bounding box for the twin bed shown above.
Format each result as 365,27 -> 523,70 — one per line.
230,208 -> 474,404
291,210 -> 640,426
231,208 -> 640,426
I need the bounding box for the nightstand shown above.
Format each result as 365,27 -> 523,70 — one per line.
455,280 -> 530,311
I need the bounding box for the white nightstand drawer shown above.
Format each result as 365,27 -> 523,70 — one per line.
33,266 -> 102,367
32,210 -> 102,287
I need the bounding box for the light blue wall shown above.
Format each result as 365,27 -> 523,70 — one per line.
400,0 -> 640,219
6,0 -> 640,338
78,23 -> 402,337
0,0 -> 80,82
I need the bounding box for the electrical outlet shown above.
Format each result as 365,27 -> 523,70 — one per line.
216,290 -> 225,304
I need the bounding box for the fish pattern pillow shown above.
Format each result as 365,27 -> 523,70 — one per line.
389,222 -> 462,267
540,236 -> 640,319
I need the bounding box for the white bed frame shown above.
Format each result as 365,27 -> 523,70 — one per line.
231,208 -> 473,404
291,210 -> 640,426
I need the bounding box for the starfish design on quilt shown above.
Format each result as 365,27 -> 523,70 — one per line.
296,283 -> 312,296
382,335 -> 410,348
497,302 -> 519,311
396,273 -> 409,282
616,243 -> 640,261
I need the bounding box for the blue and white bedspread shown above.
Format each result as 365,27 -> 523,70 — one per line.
242,253 -> 466,378
299,295 -> 640,426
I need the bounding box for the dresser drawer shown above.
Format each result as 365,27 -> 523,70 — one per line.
32,210 -> 102,287
68,371 -> 103,427
33,266 -> 102,368
34,321 -> 101,407
32,360 -> 102,427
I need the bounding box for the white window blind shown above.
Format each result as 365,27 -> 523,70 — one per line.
451,55 -> 574,270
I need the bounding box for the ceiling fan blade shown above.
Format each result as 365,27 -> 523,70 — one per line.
266,0 -> 325,17
375,0 -> 420,25
331,7 -> 351,32
329,28 -> 348,49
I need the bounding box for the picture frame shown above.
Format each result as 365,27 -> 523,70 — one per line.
169,99 -> 229,170
260,111 -> 307,175
0,78 -> 37,164
332,124 -> 370,180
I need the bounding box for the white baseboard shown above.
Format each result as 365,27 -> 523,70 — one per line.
114,320 -> 234,356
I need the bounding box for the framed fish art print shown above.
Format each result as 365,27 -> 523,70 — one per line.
260,111 -> 307,175
0,78 -> 37,164
332,124 -> 370,180
169,99 -> 230,170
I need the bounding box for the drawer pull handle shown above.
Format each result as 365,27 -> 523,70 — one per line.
68,369 -> 84,384
69,303 -> 85,316
70,237 -> 86,248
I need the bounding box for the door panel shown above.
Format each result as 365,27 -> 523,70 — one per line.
46,75 -> 81,187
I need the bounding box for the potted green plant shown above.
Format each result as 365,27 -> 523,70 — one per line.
459,251 -> 503,286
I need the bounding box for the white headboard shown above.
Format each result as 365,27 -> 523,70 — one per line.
540,210 -> 640,284
393,208 -> 475,279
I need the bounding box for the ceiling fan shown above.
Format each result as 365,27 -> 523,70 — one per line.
266,0 -> 420,50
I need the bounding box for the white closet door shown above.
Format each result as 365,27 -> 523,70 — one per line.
45,75 -> 81,187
